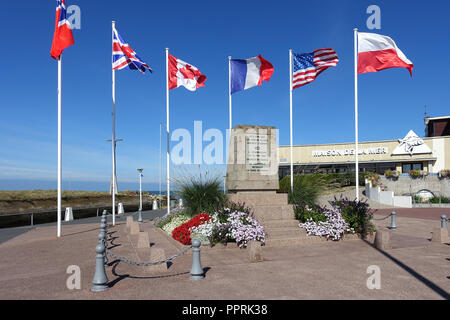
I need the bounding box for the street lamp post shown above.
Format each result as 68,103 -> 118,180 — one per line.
137,168 -> 143,222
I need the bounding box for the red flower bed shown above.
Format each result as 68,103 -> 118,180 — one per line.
172,213 -> 211,245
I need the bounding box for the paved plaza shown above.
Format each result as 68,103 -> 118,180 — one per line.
0,209 -> 448,300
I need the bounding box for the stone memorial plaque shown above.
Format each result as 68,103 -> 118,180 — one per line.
245,133 -> 270,174
226,125 -> 279,192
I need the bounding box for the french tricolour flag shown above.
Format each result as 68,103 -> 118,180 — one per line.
230,55 -> 274,94
358,32 -> 413,76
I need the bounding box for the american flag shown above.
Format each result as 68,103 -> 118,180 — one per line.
292,48 -> 338,89
112,27 -> 152,74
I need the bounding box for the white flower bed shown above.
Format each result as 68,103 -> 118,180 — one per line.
299,207 -> 351,241
190,210 -> 265,248
161,214 -> 191,235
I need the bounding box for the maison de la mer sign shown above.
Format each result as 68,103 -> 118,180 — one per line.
312,147 -> 388,157
279,130 -> 432,163
311,130 -> 432,158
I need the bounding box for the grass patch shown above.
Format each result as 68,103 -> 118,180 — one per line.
0,190 -> 142,202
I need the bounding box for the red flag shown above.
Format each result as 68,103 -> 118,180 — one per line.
168,54 -> 206,91
50,0 -> 74,59
358,32 -> 413,76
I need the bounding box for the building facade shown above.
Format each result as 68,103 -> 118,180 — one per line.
278,129 -> 450,178
425,116 -> 450,137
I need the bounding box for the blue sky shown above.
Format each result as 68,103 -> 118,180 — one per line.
0,0 -> 449,191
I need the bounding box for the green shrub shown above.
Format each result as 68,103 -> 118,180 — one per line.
280,174 -> 327,206
426,196 -> 450,204
365,172 -> 381,187
330,195 -> 375,237
279,172 -> 369,205
293,202 -> 327,223
409,170 -> 421,178
176,173 -> 226,217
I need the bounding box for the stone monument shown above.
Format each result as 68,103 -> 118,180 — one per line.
226,125 -> 279,192
225,125 -> 304,247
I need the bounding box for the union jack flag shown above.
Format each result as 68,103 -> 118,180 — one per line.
50,0 -> 74,59
112,26 -> 152,74
292,48 -> 338,89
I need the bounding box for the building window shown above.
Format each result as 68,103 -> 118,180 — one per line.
402,163 -> 423,173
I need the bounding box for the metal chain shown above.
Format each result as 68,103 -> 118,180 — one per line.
105,245 -> 192,266
103,210 -> 192,266
372,213 -> 393,221
104,210 -> 139,217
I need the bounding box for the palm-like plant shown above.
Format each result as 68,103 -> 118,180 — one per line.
279,174 -> 327,206
176,172 -> 226,217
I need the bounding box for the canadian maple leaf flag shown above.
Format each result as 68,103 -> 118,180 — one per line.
168,54 -> 207,91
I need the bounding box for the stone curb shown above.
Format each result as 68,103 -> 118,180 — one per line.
153,221 -> 374,249
152,222 -> 187,250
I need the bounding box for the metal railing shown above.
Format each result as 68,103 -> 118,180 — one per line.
0,203 -> 154,229
402,190 -> 450,207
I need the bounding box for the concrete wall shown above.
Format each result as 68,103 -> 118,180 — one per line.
365,180 -> 412,208
393,196 -> 412,208
379,191 -> 394,206
380,176 -> 450,197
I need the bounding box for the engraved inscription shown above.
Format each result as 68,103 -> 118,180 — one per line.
246,134 -> 270,173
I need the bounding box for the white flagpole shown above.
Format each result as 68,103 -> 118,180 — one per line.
289,49 -> 294,192
57,54 -> 62,238
166,48 -> 170,215
354,28 -> 360,201
112,21 -> 117,225
159,122 -> 162,200
228,56 -> 232,131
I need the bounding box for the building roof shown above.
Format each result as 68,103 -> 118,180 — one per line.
425,115 -> 450,124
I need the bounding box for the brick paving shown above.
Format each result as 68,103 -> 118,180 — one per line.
0,211 -> 448,300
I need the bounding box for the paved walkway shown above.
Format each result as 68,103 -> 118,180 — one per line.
0,211 -> 448,300
372,208 -> 449,221
0,209 -> 166,244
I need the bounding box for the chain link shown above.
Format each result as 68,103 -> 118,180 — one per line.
106,245 -> 192,266
372,213 -> 393,221
104,210 -> 139,217
103,210 -> 191,267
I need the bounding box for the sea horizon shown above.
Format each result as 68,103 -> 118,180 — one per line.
0,179 -> 165,193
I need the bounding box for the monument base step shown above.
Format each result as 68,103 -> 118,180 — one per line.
264,234 -> 327,247
227,189 -> 321,247
261,219 -> 299,228
265,226 -> 307,237
228,192 -> 288,206
253,205 -> 295,221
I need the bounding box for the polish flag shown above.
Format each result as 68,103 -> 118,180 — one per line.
358,32 -> 413,76
168,54 -> 207,91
